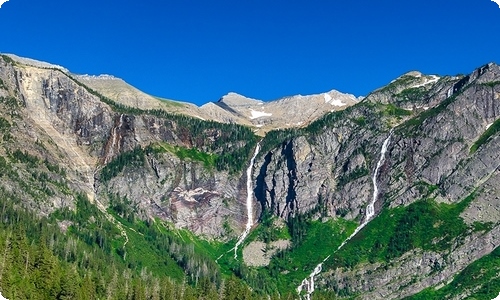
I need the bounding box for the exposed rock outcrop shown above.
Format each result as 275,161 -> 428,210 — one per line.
2,53 -> 500,298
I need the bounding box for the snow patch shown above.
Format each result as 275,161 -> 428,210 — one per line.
255,124 -> 263,128
330,99 -> 346,107
486,122 -> 493,129
0,0 -> 9,9
250,110 -> 272,119
323,93 -> 348,106
411,75 -> 440,88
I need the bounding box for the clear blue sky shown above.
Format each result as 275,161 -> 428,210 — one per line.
1,0 -> 499,105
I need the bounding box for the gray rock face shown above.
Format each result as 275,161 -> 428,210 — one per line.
322,224 -> 500,299
251,62 -> 500,297
105,154 -> 245,238
0,55 -> 252,239
2,53 -> 500,298
202,90 -> 359,135
255,136 -> 328,218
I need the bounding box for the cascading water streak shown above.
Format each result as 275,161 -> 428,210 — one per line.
297,131 -> 392,299
367,130 -> 393,220
232,143 -> 261,259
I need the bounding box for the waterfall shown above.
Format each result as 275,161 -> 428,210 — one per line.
232,143 -> 261,259
297,131 -> 392,299
366,130 -> 392,221
296,255 -> 330,299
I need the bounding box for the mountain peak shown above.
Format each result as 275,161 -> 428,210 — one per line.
402,71 -> 423,77
218,92 -> 264,106
1,53 -> 69,73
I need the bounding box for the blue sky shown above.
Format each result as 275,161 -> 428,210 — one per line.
0,0 -> 499,105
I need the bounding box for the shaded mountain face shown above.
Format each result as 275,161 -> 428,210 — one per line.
0,53 -> 500,299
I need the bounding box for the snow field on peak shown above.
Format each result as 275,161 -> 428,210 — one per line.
324,93 -> 347,106
410,75 -> 440,88
250,109 -> 273,119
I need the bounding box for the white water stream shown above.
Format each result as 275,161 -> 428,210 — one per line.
297,131 -> 393,299
232,143 -> 261,259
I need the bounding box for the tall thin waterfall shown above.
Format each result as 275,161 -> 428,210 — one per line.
297,131 -> 393,299
232,143 -> 261,259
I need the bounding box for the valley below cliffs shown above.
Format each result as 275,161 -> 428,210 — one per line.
0,53 -> 499,299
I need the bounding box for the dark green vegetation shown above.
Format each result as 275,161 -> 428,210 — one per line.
1,149 -> 70,201
336,166 -> 369,188
376,74 -> 422,94
154,96 -> 187,108
0,117 -> 10,133
394,87 -> 427,105
2,55 -> 500,299
399,91 -> 460,133
405,245 -> 500,300
0,96 -> 22,112
259,100 -> 388,152
0,181 -> 279,300
470,117 -> 500,154
150,142 -> 217,169
0,118 -> 270,300
100,146 -> 146,183
383,103 -> 412,117
259,128 -> 300,158
63,71 -> 258,174
480,81 -> 500,87
0,54 -> 15,65
225,212 -> 357,296
327,193 -> 478,270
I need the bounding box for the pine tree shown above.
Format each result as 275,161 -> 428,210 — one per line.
223,276 -> 252,300
58,267 -> 78,300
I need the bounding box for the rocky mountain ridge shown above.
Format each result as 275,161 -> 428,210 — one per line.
3,54 -> 359,135
0,52 -> 499,299
201,90 -> 360,134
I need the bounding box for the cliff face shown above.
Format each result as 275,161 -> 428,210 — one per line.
0,54 -> 256,240
1,53 -> 500,298
252,63 -> 500,298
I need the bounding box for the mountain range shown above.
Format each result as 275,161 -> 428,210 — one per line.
0,53 -> 499,300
